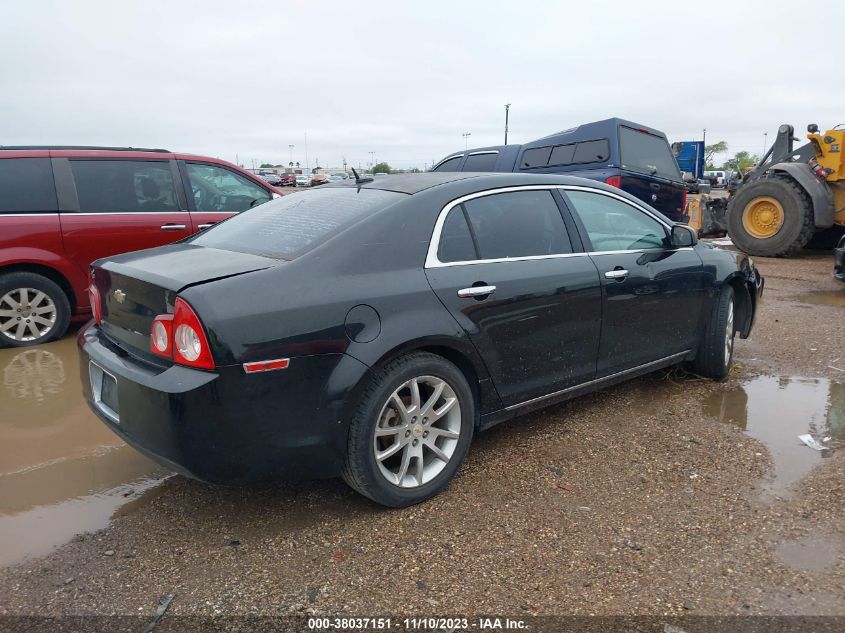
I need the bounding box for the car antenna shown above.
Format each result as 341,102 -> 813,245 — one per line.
351,167 -> 373,186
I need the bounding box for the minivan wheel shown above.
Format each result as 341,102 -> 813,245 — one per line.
342,352 -> 474,507
692,285 -> 735,381
0,272 -> 71,347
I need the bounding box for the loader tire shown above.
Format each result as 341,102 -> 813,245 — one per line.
726,176 -> 815,257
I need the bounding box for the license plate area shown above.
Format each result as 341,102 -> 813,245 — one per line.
89,361 -> 120,423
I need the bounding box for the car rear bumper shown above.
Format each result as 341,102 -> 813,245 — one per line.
78,323 -> 369,483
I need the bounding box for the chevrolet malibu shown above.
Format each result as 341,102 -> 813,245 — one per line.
79,173 -> 763,507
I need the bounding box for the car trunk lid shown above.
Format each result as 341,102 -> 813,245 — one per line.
91,243 -> 279,361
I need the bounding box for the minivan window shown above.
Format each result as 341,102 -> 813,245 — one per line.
618,127 -> 680,180
0,158 -> 58,213
192,187 -> 404,259
432,156 -> 463,172
519,146 -> 552,169
462,190 -> 571,258
566,190 -> 667,251
462,152 -> 498,171
70,160 -> 179,213
186,163 -> 271,212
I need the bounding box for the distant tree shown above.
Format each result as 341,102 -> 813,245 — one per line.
724,151 -> 759,172
372,162 -> 392,174
704,141 -> 728,166
259,162 -> 274,168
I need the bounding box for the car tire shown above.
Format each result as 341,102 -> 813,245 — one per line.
342,352 -> 475,507
692,285 -> 735,381
0,272 -> 71,348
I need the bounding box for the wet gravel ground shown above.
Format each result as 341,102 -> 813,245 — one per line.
1,250 -> 843,617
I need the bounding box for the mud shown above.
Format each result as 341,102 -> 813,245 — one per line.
0,336 -> 169,567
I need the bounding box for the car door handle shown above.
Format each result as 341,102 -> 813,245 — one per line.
197,223 -> 216,230
457,285 -> 496,298
604,269 -> 629,280
650,182 -> 661,190
160,224 -> 187,231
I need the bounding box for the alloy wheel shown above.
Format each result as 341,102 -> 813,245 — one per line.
373,375 -> 461,488
0,288 -> 57,343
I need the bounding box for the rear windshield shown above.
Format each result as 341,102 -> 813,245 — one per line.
191,187 -> 404,259
618,126 -> 680,180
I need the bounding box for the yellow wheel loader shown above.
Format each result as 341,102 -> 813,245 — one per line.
691,124 -> 845,258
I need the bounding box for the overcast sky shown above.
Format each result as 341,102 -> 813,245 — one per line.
2,1 -> 842,171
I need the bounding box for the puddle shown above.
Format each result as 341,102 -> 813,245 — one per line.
0,336 -> 170,567
776,535 -> 843,572
792,290 -> 845,308
704,375 -> 844,497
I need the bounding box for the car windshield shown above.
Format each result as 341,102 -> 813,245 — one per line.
191,187 -> 404,259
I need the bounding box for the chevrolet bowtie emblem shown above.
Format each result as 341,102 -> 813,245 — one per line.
113,289 -> 126,303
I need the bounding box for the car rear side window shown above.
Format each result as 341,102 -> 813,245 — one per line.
566,190 -> 667,251
0,158 -> 58,213
192,187 -> 405,259
519,146 -> 552,170
437,207 -> 478,262
618,127 -> 680,180
461,190 -> 572,259
548,139 -> 611,167
461,152 -> 498,171
70,160 -> 180,213
432,156 -> 463,172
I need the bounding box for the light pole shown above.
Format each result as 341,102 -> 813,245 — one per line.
462,132 -> 471,150
762,132 -> 768,156
369,151 -> 376,170
288,144 -> 294,169
504,103 -> 511,144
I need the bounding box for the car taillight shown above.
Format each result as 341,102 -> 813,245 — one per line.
149,298 -> 215,369
88,285 -> 102,324
605,175 -> 622,188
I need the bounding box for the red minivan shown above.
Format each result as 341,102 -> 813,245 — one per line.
0,146 -> 281,347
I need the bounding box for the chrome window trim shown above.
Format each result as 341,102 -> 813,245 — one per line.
431,154 -> 464,170
468,150 -> 498,156
425,184 -> 682,269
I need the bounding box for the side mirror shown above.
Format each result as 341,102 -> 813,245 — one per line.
670,224 -> 697,248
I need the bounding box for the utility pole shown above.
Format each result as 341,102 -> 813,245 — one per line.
288,144 -> 294,169
462,132 -> 471,150
702,128 -> 707,148
304,131 -> 309,173
369,151 -> 375,169
762,132 -> 768,155
504,103 -> 511,144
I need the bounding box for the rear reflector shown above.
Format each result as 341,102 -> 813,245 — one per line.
243,358 -> 290,373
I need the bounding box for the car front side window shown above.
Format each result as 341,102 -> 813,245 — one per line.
565,190 -> 667,252
186,163 -> 271,212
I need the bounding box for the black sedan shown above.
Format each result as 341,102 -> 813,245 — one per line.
79,173 -> 763,507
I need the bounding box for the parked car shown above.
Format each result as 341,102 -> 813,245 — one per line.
295,174 -> 311,187
279,173 -> 297,187
328,174 -> 346,182
259,173 -> 283,187
703,170 -> 727,188
431,117 -> 688,222
310,174 -> 330,186
79,172 -> 763,507
0,146 -> 281,347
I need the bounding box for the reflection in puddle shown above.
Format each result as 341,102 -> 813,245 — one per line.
792,290 -> 845,308
776,534 -> 843,572
704,375 -> 844,496
0,337 -> 170,567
